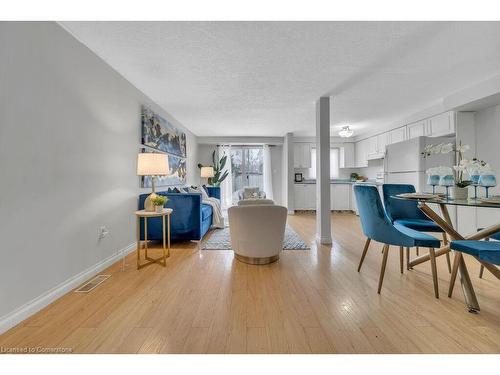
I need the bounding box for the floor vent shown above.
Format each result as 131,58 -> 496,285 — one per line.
75,275 -> 111,293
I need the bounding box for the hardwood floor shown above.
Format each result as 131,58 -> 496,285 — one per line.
2,212 -> 500,353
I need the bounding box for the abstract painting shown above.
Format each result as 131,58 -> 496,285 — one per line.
140,149 -> 187,187
141,106 -> 187,158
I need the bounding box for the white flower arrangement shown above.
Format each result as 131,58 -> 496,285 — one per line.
423,141 -> 489,188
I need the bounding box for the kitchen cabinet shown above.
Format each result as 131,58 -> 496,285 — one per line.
294,143 -> 312,168
367,136 -> 378,156
377,133 -> 388,154
340,143 -> 355,168
331,184 -> 351,210
294,184 -> 316,210
355,139 -> 369,167
366,133 -> 388,159
407,120 -> 429,139
350,185 -> 358,214
387,127 -> 407,145
428,112 -> 455,137
295,183 -> 354,211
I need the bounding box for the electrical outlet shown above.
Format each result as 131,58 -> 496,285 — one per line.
98,226 -> 109,240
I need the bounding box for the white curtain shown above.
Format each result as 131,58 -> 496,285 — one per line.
263,145 -> 274,200
218,145 -> 233,209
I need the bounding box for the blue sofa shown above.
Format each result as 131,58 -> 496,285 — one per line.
138,186 -> 220,242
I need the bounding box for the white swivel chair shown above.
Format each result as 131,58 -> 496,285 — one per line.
228,205 -> 287,265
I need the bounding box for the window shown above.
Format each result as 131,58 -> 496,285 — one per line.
309,148 -> 340,180
230,146 -> 264,193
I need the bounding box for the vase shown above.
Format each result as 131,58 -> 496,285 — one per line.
449,186 -> 469,200
155,205 -> 164,213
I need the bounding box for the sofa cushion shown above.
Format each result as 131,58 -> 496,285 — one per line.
201,203 -> 213,221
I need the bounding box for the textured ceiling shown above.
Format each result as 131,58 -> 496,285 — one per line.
62,21 -> 500,137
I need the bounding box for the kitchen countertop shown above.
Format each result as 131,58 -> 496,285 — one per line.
295,179 -> 383,185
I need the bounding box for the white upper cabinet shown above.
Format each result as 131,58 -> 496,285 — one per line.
339,143 -> 355,168
355,139 -> 369,167
367,136 -> 378,155
407,120 -> 429,139
388,127 -> 407,145
377,133 -> 388,154
428,112 -> 455,137
294,143 -> 312,168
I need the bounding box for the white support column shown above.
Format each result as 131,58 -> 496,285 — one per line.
316,97 -> 332,244
283,132 -> 295,214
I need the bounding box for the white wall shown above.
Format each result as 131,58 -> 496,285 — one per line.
0,22 -> 198,328
474,105 -> 500,230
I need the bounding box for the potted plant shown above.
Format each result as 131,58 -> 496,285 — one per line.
151,195 -> 168,213
197,150 -> 229,187
423,141 -> 490,200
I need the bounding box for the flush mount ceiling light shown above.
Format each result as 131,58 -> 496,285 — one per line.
339,126 -> 354,138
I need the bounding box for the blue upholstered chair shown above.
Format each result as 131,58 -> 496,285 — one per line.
449,240 -> 500,297
478,231 -> 500,278
382,184 -> 452,272
354,185 -> 442,296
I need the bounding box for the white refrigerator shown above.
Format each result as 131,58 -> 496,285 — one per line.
384,136 -> 455,193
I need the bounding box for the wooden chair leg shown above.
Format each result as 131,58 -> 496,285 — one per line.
378,244 -> 390,294
445,253 -> 452,274
442,233 -> 452,273
429,247 -> 439,298
416,246 -> 419,256
399,246 -> 404,274
448,251 -> 462,298
358,238 -> 371,272
406,247 -> 411,270
479,237 -> 489,278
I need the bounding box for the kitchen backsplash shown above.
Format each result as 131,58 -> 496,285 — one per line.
295,158 -> 384,181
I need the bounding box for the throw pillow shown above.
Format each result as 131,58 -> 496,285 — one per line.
188,186 -> 209,200
200,186 -> 210,200
243,187 -> 259,199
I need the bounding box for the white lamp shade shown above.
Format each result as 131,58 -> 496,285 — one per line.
200,166 -> 215,178
137,153 -> 170,176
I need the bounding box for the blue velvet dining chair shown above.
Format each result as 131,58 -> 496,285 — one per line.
449,240 -> 500,297
382,184 -> 452,273
478,231 -> 500,278
354,185 -> 442,297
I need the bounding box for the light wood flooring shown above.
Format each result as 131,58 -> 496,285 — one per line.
1,212 -> 500,353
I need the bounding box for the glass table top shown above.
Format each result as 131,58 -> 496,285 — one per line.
392,195 -> 500,209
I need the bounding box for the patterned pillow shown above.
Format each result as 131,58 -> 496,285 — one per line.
188,186 -> 210,200
243,187 -> 259,199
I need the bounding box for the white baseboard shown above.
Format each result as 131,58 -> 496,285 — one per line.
0,242 -> 136,335
316,235 -> 332,245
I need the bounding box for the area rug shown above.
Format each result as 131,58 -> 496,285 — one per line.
202,225 -> 310,250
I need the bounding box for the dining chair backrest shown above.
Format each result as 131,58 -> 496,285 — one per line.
354,185 -> 393,241
382,184 -> 428,222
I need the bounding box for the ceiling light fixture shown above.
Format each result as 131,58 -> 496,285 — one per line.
339,126 -> 354,138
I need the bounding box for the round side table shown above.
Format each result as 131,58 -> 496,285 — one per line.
135,208 -> 172,270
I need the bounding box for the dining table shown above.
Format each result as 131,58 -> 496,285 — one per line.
393,195 -> 500,313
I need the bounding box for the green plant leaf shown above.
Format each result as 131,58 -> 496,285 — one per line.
219,170 -> 229,183
219,155 -> 227,169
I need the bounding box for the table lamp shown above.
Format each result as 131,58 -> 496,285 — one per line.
200,166 -> 214,186
137,153 -> 170,211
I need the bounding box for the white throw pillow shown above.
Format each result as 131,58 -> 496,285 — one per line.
243,187 -> 259,199
189,186 -> 210,200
